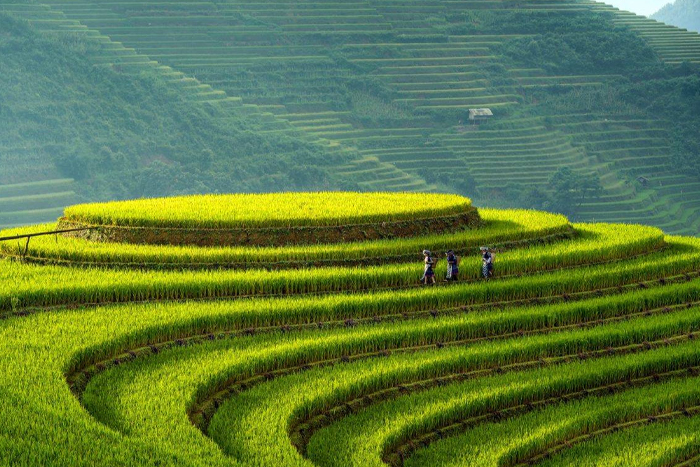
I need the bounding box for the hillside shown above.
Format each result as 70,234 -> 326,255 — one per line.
0,12 -> 359,227
2,1 -> 700,234
4,193 -> 700,465
653,0 -> 700,32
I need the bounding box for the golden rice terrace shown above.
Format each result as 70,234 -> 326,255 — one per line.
2,192 -> 700,466
57,193 -> 479,246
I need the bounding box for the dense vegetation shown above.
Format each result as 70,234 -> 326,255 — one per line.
653,0 -> 700,33
3,193 -> 700,466
0,12 -> 354,206
478,11 -> 658,73
2,1 -> 700,233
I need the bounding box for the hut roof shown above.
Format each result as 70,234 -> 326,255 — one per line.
468,108 -> 493,118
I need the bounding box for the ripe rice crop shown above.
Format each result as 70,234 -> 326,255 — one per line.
3,194 -> 700,466
62,192 -> 472,229
0,223 -> 674,313
59,193 -> 479,246
0,209 -> 570,268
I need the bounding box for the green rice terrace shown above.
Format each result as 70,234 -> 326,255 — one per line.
4,191 -> 700,466
1,0 -> 700,234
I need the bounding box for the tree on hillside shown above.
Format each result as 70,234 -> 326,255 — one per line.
498,168 -> 602,218
544,167 -> 603,217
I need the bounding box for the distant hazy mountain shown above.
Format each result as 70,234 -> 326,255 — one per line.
653,0 -> 700,32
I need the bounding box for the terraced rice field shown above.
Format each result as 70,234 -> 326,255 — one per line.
549,114 -> 700,235
0,178 -> 77,229
3,192 -> 700,465
4,0 -> 700,233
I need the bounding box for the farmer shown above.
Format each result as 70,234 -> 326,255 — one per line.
481,247 -> 494,280
445,250 -> 459,282
421,250 -> 436,286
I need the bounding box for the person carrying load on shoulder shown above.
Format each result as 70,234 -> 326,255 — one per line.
445,249 -> 459,282
421,250 -> 436,286
480,246 -> 494,280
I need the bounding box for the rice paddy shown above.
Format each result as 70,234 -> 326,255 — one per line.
2,192 -> 700,466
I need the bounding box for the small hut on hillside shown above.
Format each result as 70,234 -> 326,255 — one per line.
468,108 -> 493,125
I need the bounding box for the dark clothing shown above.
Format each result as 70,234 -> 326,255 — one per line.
447,253 -> 459,280
482,251 -> 493,279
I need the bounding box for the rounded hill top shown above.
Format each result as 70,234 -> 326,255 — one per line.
63,192 -> 472,229
59,193 -> 479,246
